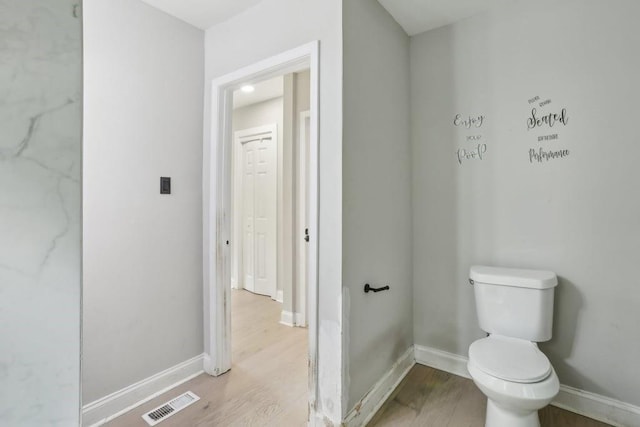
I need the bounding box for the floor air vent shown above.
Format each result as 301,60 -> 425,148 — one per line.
142,391 -> 200,426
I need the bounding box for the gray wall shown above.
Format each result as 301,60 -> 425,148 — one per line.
204,0 -> 344,421
343,0 -> 413,412
83,0 -> 204,403
233,98 -> 284,147
411,0 -> 640,407
0,1 -> 82,425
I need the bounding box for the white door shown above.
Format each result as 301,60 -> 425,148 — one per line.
242,140 -> 256,292
238,126 -> 277,297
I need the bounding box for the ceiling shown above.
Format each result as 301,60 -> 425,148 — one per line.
377,0 -> 515,36
138,0 -> 513,35
233,76 -> 284,109
138,0 -> 263,30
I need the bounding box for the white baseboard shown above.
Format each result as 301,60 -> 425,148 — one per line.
414,344 -> 471,379
276,290 -> 284,303
343,346 -> 415,427
82,354 -> 205,427
553,385 -> 640,427
414,345 -> 640,427
280,310 -> 304,327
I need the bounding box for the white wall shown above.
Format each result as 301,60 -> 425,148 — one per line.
0,1 -> 82,425
231,97 -> 284,296
83,0 -> 204,403
204,0 -> 343,422
342,0 -> 413,412
411,0 -> 640,408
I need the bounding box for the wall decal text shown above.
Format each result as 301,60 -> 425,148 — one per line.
454,113 -> 487,165
526,95 -> 570,164
527,107 -> 569,130
458,144 -> 487,164
529,148 -> 570,163
454,114 -> 485,129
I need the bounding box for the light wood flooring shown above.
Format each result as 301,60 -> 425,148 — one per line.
105,289 -> 308,427
368,364 -> 612,427
103,294 -> 611,427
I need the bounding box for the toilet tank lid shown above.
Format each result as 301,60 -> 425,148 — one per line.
470,265 -> 557,289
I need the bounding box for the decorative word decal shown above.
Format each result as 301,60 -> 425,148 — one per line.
454,113 -> 487,165
529,148 -> 570,163
454,114 -> 485,129
458,144 -> 487,164
526,108 -> 569,130
525,95 -> 570,164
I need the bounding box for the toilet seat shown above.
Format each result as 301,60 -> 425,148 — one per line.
469,335 -> 551,383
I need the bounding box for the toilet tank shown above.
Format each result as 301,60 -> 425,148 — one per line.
470,266 -> 558,342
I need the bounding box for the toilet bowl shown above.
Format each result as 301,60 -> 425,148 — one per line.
468,266 -> 560,427
467,335 -> 559,427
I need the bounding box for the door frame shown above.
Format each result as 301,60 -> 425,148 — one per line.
203,41 -> 319,414
296,110 -> 311,327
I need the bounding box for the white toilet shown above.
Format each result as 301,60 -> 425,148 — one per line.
468,265 -> 560,427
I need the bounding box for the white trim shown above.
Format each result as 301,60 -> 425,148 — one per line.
296,110 -> 311,328
343,346 -> 415,427
414,345 -> 640,427
553,385 -> 640,427
280,310 -> 304,327
82,354 -> 205,427
203,40 -> 321,420
414,345 -> 471,379
275,289 -> 284,303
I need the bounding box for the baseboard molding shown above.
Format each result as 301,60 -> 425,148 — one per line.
82,354 -> 205,427
553,385 -> 640,427
414,345 -> 640,427
414,344 -> 471,379
276,290 -> 284,303
343,346 -> 415,427
280,310 -> 304,327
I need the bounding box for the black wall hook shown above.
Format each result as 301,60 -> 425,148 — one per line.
364,283 -> 390,293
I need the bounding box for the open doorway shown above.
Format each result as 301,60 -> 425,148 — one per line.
230,73 -> 311,326
203,42 -> 319,423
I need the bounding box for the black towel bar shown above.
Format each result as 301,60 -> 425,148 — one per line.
364,283 -> 390,293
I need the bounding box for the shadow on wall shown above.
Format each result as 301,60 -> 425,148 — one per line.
539,276 -> 608,396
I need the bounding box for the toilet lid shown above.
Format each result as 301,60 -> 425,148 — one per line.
469,336 -> 552,383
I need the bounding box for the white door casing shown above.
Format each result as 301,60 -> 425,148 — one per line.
296,111 -> 311,327
204,41 -> 321,423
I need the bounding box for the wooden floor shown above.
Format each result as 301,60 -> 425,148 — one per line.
368,364 -> 612,427
106,289 -> 308,427
104,296 -> 611,427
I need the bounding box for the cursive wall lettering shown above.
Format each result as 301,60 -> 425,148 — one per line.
457,144 -> 487,164
527,108 -> 569,130
529,147 -> 570,163
454,114 -> 484,129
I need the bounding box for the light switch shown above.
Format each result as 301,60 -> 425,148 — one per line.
160,177 -> 171,194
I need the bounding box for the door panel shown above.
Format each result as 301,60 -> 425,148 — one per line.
238,127 -> 277,298
242,140 -> 256,292
252,136 -> 276,296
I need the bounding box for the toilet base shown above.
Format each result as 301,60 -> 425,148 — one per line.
486,399 -> 540,427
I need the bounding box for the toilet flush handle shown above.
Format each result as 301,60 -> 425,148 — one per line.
469,278 -> 475,285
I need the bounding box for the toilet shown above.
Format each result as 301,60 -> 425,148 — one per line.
468,266 -> 560,427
